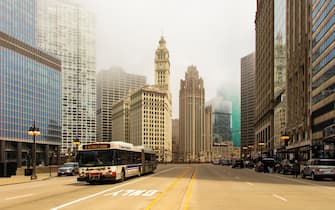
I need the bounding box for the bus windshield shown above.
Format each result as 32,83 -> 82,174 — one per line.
77,150 -> 115,167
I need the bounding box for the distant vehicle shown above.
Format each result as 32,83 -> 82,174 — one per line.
57,162 -> 79,176
255,158 -> 276,172
76,142 -> 157,184
212,159 -> 221,165
301,159 -> 335,180
279,159 -> 294,175
245,160 -> 254,169
232,159 -> 244,168
221,159 -> 231,166
262,157 -> 276,173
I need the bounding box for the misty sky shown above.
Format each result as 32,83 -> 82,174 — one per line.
81,0 -> 256,117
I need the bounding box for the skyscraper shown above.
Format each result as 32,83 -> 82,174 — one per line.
286,0 -> 311,160
96,67 -> 146,142
111,94 -> 131,143
311,0 -> 335,158
172,119 -> 180,162
129,86 -> 172,162
36,0 -> 96,153
179,66 -> 205,162
115,37 -> 172,162
255,0 -> 274,155
241,52 -> 255,148
0,0 -> 36,46
0,0 -> 62,171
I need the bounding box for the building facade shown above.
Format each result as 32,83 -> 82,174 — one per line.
255,0 -> 274,155
36,0 -> 96,153
116,37 -> 172,162
204,105 -> 213,162
111,95 -> 131,142
0,1 -> 62,172
311,0 -> 335,158
0,0 -> 36,46
172,119 -> 180,162
273,0 -> 287,156
241,52 -> 256,148
213,112 -> 232,143
96,67 -> 146,142
179,66 -> 206,162
286,0 -> 312,161
129,86 -> 172,162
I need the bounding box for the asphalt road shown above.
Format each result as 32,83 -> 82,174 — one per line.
1,164 -> 335,210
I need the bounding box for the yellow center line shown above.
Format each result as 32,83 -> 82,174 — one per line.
183,167 -> 196,210
144,167 -> 192,210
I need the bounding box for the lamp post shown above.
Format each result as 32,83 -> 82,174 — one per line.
248,145 -> 254,159
258,142 -> 265,158
72,138 -> 81,160
242,146 -> 248,159
28,121 -> 40,180
280,134 -> 290,159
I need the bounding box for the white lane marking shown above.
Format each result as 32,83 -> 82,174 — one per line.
104,189 -> 158,197
5,194 -> 33,200
50,167 -> 177,210
246,182 -> 254,186
272,194 -> 288,202
142,190 -> 158,197
103,190 -> 124,196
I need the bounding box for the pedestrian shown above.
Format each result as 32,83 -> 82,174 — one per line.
293,160 -> 300,178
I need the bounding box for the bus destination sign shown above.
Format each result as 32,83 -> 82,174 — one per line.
83,144 -> 110,150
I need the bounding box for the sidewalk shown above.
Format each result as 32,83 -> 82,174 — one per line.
0,172 -> 58,186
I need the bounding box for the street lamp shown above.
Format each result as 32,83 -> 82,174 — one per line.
28,121 -> 40,180
280,133 -> 290,159
258,142 -> 265,157
242,146 -> 248,159
72,138 -> 81,160
248,145 -> 254,159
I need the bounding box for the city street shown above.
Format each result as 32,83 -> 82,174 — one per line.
1,164 -> 334,210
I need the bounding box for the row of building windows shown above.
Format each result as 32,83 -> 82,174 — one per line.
312,30 -> 335,62
312,0 -> 326,19
312,82 -> 335,104
313,12 -> 335,47
0,0 -> 36,46
0,47 -> 61,143
312,0 -> 335,32
312,64 -> 335,90
312,47 -> 335,75
312,101 -> 335,119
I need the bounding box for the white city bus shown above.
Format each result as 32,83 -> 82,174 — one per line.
76,141 -> 157,184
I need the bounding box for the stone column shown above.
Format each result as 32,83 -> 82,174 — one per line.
0,141 -> 5,162
17,142 -> 22,168
45,145 -> 49,166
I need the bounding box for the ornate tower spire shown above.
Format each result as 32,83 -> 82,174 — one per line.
155,36 -> 170,91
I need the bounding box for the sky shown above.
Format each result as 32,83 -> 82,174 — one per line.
81,0 -> 256,118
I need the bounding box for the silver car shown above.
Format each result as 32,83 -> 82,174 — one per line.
57,162 -> 79,176
301,159 -> 335,180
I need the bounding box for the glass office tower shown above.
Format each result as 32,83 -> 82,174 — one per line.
0,0 -> 36,46
311,0 -> 335,158
0,1 -> 62,172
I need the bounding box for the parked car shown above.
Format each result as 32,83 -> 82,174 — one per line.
279,159 -> 294,174
58,162 -> 79,176
232,159 -> 244,168
212,159 -> 221,165
221,159 -> 231,166
255,158 -> 276,173
245,160 -> 255,169
301,159 -> 335,180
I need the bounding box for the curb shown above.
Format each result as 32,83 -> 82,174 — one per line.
0,175 -> 56,187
